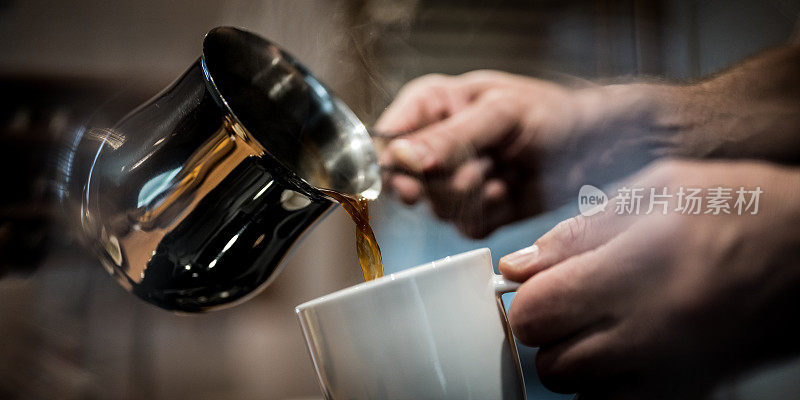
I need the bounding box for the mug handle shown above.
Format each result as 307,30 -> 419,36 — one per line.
492,274 -> 521,294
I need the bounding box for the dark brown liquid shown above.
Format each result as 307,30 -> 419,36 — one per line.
319,189 -> 383,281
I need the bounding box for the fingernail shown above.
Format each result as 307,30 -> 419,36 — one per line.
500,244 -> 539,271
389,139 -> 427,173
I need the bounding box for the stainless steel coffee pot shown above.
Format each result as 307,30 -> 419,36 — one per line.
58,27 -> 381,312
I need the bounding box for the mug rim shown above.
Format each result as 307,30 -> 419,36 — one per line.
295,247 -> 492,311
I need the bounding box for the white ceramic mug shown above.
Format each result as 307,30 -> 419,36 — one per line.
295,248 -> 525,399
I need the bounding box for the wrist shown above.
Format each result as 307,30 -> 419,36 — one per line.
572,83 -> 690,158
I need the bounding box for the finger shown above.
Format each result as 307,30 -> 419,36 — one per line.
450,157 -> 492,195
425,158 -> 491,220
376,70 -> 521,135
383,137 -> 429,174
498,217 -> 614,283
507,229 -> 641,347
482,177 -> 508,203
374,74 -> 456,134
384,91 -> 519,174
454,179 -> 514,239
389,174 -> 423,205
498,214 -> 617,282
509,232 -> 648,393
457,69 -> 533,93
536,326 -> 621,394
499,196 -> 633,282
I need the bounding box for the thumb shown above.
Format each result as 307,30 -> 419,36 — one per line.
499,203 -> 627,282
385,91 -> 519,174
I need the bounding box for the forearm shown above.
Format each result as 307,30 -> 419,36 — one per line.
631,43 -> 800,163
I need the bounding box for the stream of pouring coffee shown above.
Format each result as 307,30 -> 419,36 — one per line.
319,189 -> 384,281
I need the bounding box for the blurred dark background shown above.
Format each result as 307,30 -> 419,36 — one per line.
0,0 -> 798,399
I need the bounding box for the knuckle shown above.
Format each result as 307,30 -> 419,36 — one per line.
651,213 -> 688,246
480,88 -> 510,104
449,181 -> 471,197
461,69 -> 502,81
479,89 -> 522,122
554,215 -> 587,245
414,85 -> 445,108
406,73 -> 450,91
640,159 -> 691,187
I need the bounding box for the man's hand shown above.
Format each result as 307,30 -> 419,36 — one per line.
377,43 -> 800,238
499,160 -> 800,398
376,70 -> 671,238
